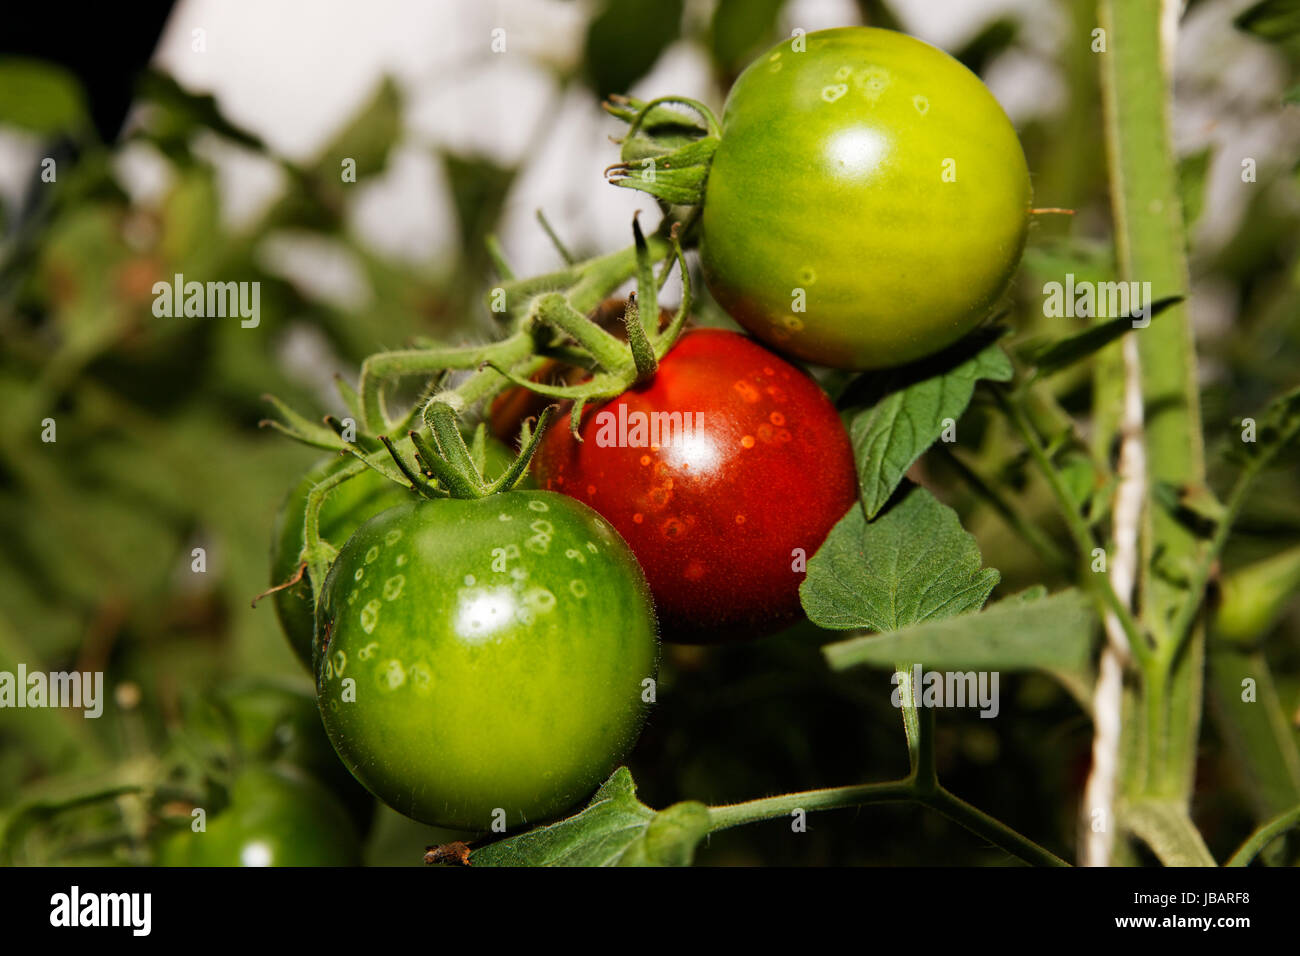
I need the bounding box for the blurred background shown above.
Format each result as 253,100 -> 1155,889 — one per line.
0,0 -> 1297,865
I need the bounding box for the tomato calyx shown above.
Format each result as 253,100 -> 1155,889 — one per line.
489,216 -> 693,439
376,401 -> 554,501
604,95 -> 722,207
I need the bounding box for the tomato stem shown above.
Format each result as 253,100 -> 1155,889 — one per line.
530,292 -> 632,373
994,385 -> 1150,666
1226,803 -> 1300,867
706,778 -> 1068,867
535,208 -> 576,265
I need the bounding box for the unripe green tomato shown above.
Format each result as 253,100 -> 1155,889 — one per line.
1214,545 -> 1300,643
315,491 -> 658,831
272,443 -> 525,668
700,26 -> 1032,370
158,765 -> 362,866
186,680 -> 377,834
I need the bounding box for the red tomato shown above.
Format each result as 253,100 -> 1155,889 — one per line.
533,329 -> 857,642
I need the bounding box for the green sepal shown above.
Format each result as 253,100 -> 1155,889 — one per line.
604,96 -> 721,207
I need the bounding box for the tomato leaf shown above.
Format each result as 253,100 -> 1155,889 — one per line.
470,767 -> 710,867
1234,0 -> 1300,42
1225,383 -> 1300,468
801,484 -> 1000,632
710,0 -> 787,78
1207,643 -> 1300,824
822,587 -> 1097,706
136,70 -> 267,154
954,17 -> 1019,76
1017,295 -> 1182,378
584,0 -> 685,100
0,59 -> 90,137
441,152 -> 518,269
309,77 -> 402,183
850,341 -> 1012,519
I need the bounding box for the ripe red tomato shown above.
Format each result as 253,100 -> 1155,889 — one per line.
533,329 -> 857,642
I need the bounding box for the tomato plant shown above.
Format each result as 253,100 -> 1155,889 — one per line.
157,766 -> 362,867
314,490 -> 658,831
186,680 -> 377,834
533,328 -> 857,641
271,442 -> 523,668
271,457 -> 413,669
14,3 -> 1300,880
698,27 -> 1031,370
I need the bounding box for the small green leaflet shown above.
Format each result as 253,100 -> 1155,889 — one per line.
800,484 -> 1000,632
850,341 -> 1012,518
1234,0 -> 1300,42
470,767 -> 710,867
312,77 -> 403,182
710,0 -> 787,78
1017,296 -> 1183,379
822,588 -> 1098,706
1228,383 -> 1300,468
954,17 -> 1019,76
138,70 -> 267,152
584,0 -> 685,100
0,59 -> 89,137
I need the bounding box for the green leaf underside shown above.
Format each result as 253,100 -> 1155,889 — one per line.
851,343 -> 1013,519
470,767 -> 709,867
823,587 -> 1096,675
801,485 -> 1000,632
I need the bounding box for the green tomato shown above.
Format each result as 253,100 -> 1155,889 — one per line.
315,491 -> 658,831
700,26 -> 1031,370
158,765 -> 362,866
186,680 -> 377,834
272,443 -> 526,668
271,458 -> 413,669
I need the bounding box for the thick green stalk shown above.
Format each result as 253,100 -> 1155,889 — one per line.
357,332 -> 535,433
1099,0 -> 1204,807
706,779 -> 1067,867
706,780 -> 914,832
